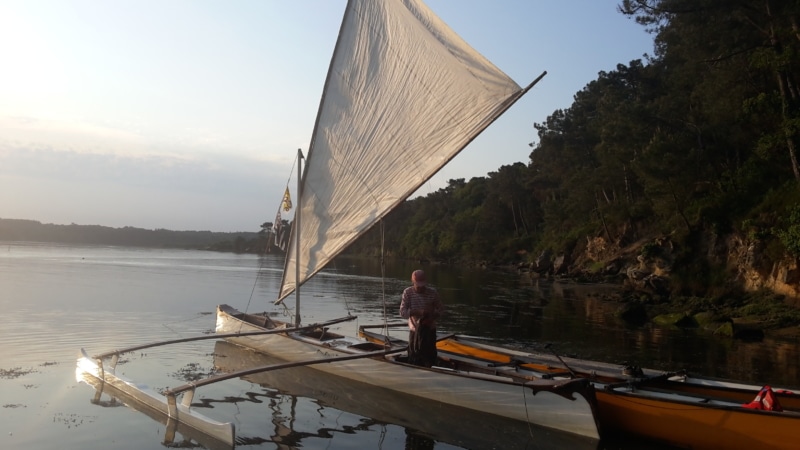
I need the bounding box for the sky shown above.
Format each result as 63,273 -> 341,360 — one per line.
0,0 -> 654,233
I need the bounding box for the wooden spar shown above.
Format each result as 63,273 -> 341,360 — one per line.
544,343 -> 577,378
603,371 -> 684,390
92,315 -> 356,360
359,322 -> 407,329
165,333 -> 455,397
165,346 -> 408,397
519,71 -> 548,99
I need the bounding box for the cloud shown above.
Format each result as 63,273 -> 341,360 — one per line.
0,125 -> 294,231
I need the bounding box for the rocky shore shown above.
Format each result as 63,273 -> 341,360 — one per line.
515,230 -> 800,340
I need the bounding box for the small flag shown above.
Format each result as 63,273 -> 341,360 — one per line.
282,187 -> 292,211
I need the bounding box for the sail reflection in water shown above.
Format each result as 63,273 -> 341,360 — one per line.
212,340 -> 598,450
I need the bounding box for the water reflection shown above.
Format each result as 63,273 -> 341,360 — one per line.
4,244 -> 800,450
325,256 -> 800,387
211,340 -> 599,450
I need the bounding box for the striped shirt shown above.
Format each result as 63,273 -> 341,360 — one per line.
400,286 -> 444,331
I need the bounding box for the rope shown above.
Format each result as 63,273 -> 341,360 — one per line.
521,382 -> 536,442
236,151 -> 300,333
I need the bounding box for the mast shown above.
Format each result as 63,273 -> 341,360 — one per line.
295,148 -> 303,327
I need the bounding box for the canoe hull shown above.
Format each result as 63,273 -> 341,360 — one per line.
644,375 -> 800,411
424,333 -> 800,450
215,304 -> 601,439
597,388 -> 800,450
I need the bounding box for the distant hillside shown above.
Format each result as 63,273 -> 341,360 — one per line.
0,218 -> 264,252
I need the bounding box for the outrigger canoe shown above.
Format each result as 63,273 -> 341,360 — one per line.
360,328 -> 800,450
214,304 -> 602,440
76,307 -> 601,448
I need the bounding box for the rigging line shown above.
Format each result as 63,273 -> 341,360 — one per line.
378,424 -> 387,448
334,259 -> 352,316
331,261 -> 359,333
159,307 -> 213,337
278,301 -> 293,321
237,150 -> 300,333
521,382 -> 536,442
160,322 -> 184,338
236,256 -> 266,334
284,152 -> 298,188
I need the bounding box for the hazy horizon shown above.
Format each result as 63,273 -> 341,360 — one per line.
0,215 -> 261,233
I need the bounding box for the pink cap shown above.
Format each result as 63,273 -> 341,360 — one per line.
412,270 -> 426,287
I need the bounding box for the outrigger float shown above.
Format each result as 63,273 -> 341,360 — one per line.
77,316 -> 376,448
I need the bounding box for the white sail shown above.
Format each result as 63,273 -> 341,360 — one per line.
278,0 -> 530,301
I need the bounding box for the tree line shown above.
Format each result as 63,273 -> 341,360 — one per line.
345,0 -> 800,294
0,218 -> 262,252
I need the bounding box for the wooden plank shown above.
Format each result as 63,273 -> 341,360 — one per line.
358,322 -> 407,329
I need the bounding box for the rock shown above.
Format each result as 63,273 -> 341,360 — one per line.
535,250 -> 552,274
616,301 -> 647,325
713,322 -> 734,337
693,311 -> 722,330
626,266 -> 650,281
553,254 -> 569,275
653,313 -> 697,328
725,233 -> 799,301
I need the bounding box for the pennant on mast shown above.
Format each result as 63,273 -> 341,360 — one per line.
281,187 -> 292,212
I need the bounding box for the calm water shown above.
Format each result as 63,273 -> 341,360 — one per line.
2,242 -> 799,450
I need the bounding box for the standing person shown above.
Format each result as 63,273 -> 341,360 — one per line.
399,270 -> 444,367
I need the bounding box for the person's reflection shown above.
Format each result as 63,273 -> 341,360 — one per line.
405,428 -> 435,450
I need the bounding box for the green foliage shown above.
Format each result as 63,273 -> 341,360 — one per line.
775,205 -> 800,258
640,242 -> 660,258
587,261 -> 606,274
349,0 -> 800,273
735,294 -> 800,328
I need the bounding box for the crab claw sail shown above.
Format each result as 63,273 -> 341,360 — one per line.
278,0 -> 538,302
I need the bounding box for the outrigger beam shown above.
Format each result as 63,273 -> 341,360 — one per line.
164,333 -> 456,407
93,315 -> 357,361
165,345 -> 409,397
